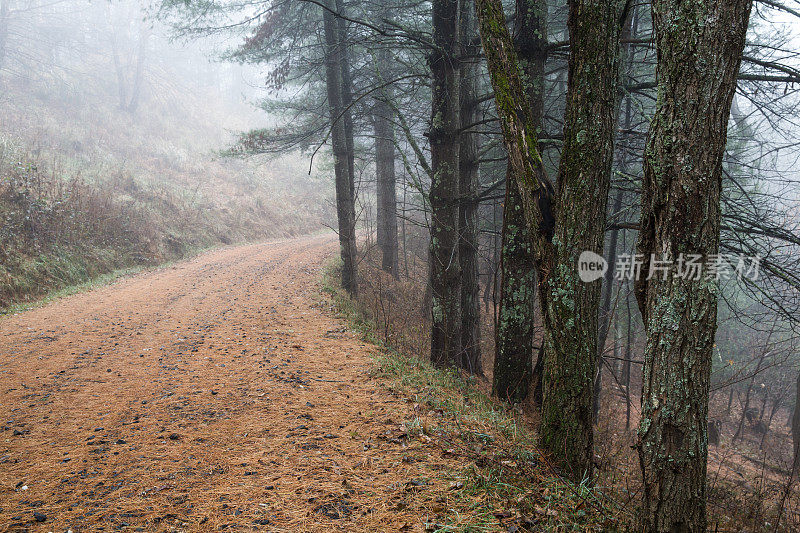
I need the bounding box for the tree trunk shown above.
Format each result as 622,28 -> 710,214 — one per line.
322,1 -> 358,296
594,188 -> 624,419
624,289 -> 632,430
373,46 -> 399,278
767,389 -> 785,427
334,0 -> 356,200
111,33 -> 128,111
634,1 -> 752,530
592,5 -> 639,416
127,23 -> 149,113
401,178 -> 409,277
759,388 -> 769,420
758,388 -> 776,450
458,0 -> 481,375
793,369 -> 800,472
476,0 -> 628,481
593,23 -> 639,412
493,0 -> 547,403
429,0 -> 461,367
494,161 -> 537,403
734,347 -> 768,441
593,5 -> 637,418
537,0 -> 628,482
727,386 -> 735,415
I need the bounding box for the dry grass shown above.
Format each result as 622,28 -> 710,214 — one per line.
326,256 -> 626,531
347,246 -> 800,531
591,363 -> 800,531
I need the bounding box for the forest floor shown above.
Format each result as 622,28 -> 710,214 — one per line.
0,234 -> 608,533
0,233 -> 618,532
0,234 -> 466,532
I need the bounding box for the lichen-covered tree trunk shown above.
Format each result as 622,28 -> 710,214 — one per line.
474,0 -> 553,266
538,0 -> 629,481
322,1 -> 357,296
494,161 -> 536,402
493,0 -> 547,404
373,47 -> 399,278
477,0 -> 628,480
458,0 -> 482,375
634,1 -> 752,530
429,0 -> 461,367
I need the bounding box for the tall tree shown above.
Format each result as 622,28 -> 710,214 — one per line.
634,0 -> 752,530
476,0 -> 629,480
793,367 -> 800,471
334,0 -> 356,201
109,4 -> 150,113
458,0 -> 482,374
322,0 -> 358,296
593,4 -> 638,419
538,0 -> 629,481
492,0 -> 547,403
373,46 -> 399,278
429,0 -> 462,367
127,21 -> 149,113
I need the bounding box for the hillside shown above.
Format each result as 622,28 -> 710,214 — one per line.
0,28 -> 330,309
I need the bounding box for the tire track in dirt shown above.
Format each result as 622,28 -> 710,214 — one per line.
0,234 -> 464,532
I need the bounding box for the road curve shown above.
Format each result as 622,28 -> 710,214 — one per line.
0,234 -> 457,532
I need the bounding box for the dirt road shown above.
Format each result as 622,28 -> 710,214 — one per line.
0,235 -> 459,532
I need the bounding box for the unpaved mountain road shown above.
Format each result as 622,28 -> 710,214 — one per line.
0,234 -> 461,532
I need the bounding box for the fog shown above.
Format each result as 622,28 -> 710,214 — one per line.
1,0 -> 263,131
2,0 -> 800,531
0,0 -> 332,310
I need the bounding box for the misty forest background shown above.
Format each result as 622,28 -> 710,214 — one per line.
2,0 -> 800,530
0,0 -> 331,309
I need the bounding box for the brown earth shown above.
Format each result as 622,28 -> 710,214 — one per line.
0,234 -> 465,532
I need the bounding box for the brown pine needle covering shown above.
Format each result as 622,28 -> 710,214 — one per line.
0,234 -> 614,532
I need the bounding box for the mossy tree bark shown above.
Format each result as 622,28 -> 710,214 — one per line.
493,0 -> 547,404
539,0 -> 629,482
494,159 -> 537,402
429,0 -> 462,367
474,0 -> 553,264
477,0 -> 629,480
322,0 -> 358,296
634,0 -> 752,530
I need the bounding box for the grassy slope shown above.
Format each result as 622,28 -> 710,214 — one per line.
0,73 -> 331,311
321,261 -> 626,532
